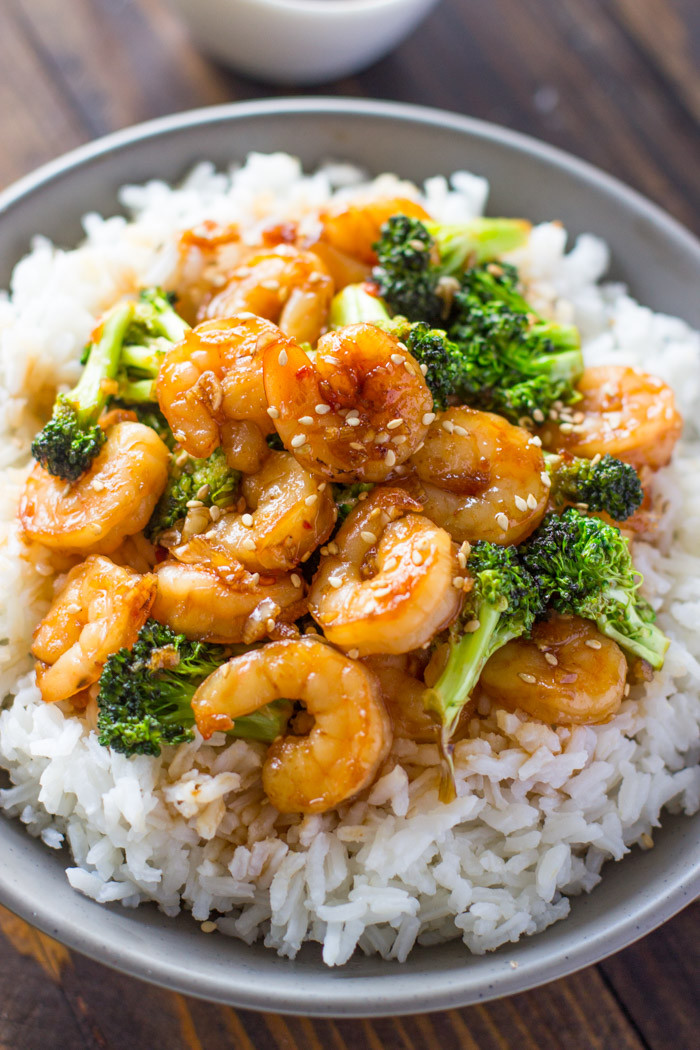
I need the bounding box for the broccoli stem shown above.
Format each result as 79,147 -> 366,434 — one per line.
426,218 -> 531,274
70,302 -> 134,424
156,681 -> 290,743
329,284 -> 390,329
595,589 -> 669,669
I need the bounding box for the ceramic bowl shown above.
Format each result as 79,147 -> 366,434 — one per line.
164,0 -> 442,84
0,98 -> 698,1016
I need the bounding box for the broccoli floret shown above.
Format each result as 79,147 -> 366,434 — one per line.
129,403 -> 176,449
545,452 -> 643,521
521,508 -> 669,669
146,447 -> 240,541
334,482 -> 375,522
97,620 -> 291,757
31,302 -> 133,481
371,214 -> 530,324
32,289 -> 188,481
424,543 -> 543,753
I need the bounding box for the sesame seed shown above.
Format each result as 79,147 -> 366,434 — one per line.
349,441 -> 364,450
278,349 -> 288,366
209,506 -> 221,522
390,353 -> 403,364
375,432 -> 390,444
300,551 -> 311,563
91,479 -> 105,492
457,551 -> 467,569
318,482 -> 327,492
541,472 -> 552,488
304,494 -> 318,506
585,638 -> 602,649
241,536 -> 256,551
519,672 -> 537,684
266,618 -> 276,631
591,453 -> 602,466
412,550 -> 423,566
559,422 -> 574,434
452,576 -> 464,589
532,409 -> 545,423
460,541 -> 471,556
442,420 -> 455,434
544,652 -> 558,666
346,409 -> 359,419
384,557 -> 399,572
392,435 -> 407,445
299,415 -> 314,425
328,575 -> 343,589
186,499 -> 204,509
385,449 -> 397,467
361,530 -> 377,543
346,417 -> 361,427
196,484 -> 211,501
266,405 -> 280,419
260,279 -> 280,291
241,513 -> 253,526
200,921 -> 217,934
515,495 -> 528,512
530,435 -> 542,447
347,648 -> 359,660
527,493 -> 538,510
386,418 -> 402,430
285,575 -> 300,592
328,541 -> 340,553
496,512 -> 509,530
465,619 -> 481,633
404,361 -> 415,375
315,403 -> 331,415
291,433 -> 307,448
249,572 -> 260,586
624,683 -> 630,697
453,425 -> 468,437
325,355 -> 340,366
422,412 -> 436,426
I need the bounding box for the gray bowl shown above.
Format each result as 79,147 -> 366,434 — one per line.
0,98 -> 698,1017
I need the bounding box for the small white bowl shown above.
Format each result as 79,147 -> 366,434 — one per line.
165,0 -> 442,84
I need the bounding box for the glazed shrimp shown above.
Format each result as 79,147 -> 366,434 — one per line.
20,422 -> 170,555
157,314 -> 295,460
319,196 -> 431,265
408,407 -> 549,545
263,323 -> 433,482
202,245 -> 335,345
152,560 -> 306,644
479,614 -> 627,726
175,450 -> 336,573
309,487 -> 461,656
32,556 -> 156,704
540,366 -> 682,470
192,637 -> 391,813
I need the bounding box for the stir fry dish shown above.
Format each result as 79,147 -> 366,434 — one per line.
21,199 -> 682,817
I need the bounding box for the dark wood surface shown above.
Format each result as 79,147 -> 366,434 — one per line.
1,0 -> 698,1046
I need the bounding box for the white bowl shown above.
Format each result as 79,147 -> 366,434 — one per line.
165,0 -> 442,84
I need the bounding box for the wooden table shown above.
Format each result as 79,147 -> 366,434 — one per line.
1,1 -> 698,1047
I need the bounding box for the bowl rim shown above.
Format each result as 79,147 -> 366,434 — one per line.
0,96 -> 698,1016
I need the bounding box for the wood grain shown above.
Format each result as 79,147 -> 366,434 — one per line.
0,0 -> 697,1046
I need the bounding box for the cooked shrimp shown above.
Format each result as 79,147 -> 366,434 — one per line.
152,560 -> 306,644
479,614 -> 627,725
175,450 -> 336,573
540,366 -> 682,470
201,245 -> 335,345
157,314 -> 295,459
309,486 -> 461,656
192,637 -> 391,813
408,407 -> 549,545
263,323 -> 433,482
319,196 -> 431,265
32,556 -> 156,704
20,422 -> 170,555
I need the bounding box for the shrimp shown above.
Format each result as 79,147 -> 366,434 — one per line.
308,486 -> 461,656
479,614 -> 627,726
175,450 -> 336,573
408,407 -> 549,545
152,560 -> 306,644
263,323 -> 433,482
540,366 -> 682,470
319,196 -> 431,265
191,637 -> 391,813
32,555 -> 156,704
201,245 -> 335,345
20,422 -> 170,555
157,314 -> 295,460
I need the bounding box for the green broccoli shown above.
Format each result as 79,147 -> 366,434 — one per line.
97,620 -> 291,757
146,447 -> 240,542
545,452 -> 643,521
31,289 -> 189,481
521,508 -> 669,669
333,481 -> 375,522
424,542 -> 543,753
372,214 -> 530,324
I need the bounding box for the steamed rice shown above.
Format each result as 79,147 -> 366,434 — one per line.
0,153 -> 698,966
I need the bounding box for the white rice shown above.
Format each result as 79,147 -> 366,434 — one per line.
0,153 -> 698,966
